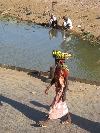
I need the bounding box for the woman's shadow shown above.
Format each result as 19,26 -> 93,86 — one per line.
0,95 -> 47,127
0,95 -> 100,132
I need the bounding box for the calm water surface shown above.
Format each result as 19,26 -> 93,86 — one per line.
0,20 -> 100,81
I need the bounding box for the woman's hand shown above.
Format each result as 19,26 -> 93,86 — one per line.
45,89 -> 48,94
45,84 -> 51,95
45,88 -> 49,95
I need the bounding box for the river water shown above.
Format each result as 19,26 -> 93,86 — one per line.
0,20 -> 100,81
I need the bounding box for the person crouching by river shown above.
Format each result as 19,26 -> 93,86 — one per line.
38,54 -> 72,127
50,15 -> 58,29
62,16 -> 73,30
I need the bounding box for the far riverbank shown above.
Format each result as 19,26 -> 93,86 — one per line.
0,0 -> 100,45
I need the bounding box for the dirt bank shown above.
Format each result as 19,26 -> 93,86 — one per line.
0,0 -> 100,44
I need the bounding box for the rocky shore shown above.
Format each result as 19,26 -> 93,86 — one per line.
0,0 -> 100,45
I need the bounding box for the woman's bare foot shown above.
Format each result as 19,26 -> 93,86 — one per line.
61,119 -> 72,124
38,121 -> 47,127
38,115 -> 50,127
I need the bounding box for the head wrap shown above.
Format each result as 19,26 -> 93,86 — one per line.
59,59 -> 65,63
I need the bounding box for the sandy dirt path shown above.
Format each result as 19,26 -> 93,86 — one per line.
0,67 -> 100,133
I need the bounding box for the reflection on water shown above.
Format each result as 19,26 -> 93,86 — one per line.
62,31 -> 71,42
49,29 -> 58,40
0,21 -> 100,81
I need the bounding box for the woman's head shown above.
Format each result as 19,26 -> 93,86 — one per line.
55,59 -> 65,69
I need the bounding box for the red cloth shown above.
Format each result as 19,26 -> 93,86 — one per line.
55,68 -> 68,78
54,68 -> 68,88
59,59 -> 65,63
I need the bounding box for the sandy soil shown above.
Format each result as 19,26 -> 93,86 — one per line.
0,67 -> 100,132
0,0 -> 100,39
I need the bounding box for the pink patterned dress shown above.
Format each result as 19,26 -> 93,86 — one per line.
48,68 -> 69,119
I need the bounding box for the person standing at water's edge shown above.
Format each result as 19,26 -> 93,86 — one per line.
38,50 -> 72,127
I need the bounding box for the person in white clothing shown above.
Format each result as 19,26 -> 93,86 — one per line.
50,15 -> 58,29
62,16 -> 73,30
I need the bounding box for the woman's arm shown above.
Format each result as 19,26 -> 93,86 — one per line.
64,76 -> 68,92
45,77 -> 55,94
62,76 -> 68,101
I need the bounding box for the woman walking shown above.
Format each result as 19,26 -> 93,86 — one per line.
38,51 -> 72,127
